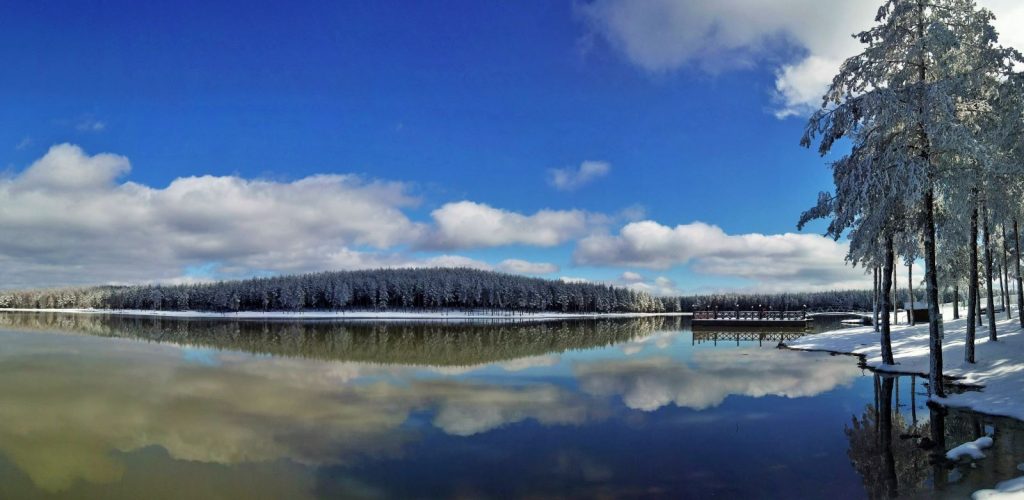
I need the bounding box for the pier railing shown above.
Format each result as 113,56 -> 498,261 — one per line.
692,310 -> 806,321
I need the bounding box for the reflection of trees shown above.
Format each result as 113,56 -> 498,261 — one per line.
846,375 -> 930,498
845,374 -> 1024,498
0,312 -> 681,366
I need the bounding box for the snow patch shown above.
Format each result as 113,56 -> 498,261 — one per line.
973,476 -> 1024,499
946,436 -> 994,461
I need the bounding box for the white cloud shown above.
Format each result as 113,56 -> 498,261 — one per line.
0,145 -> 573,287
75,117 -> 106,132
547,160 -> 610,191
619,271 -> 643,283
616,271 -> 682,296
0,144 -> 873,291
625,275 -> 683,297
579,0 -> 1024,118
497,259 -> 560,275
574,349 -> 861,411
0,144 -> 428,287
423,200 -> 598,249
559,276 -> 592,284
17,143 -> 130,191
574,220 -> 869,291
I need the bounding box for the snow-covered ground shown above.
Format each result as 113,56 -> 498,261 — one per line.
0,308 -> 689,321
788,303 -> 1024,421
790,304 -> 1024,499
973,471 -> 1024,499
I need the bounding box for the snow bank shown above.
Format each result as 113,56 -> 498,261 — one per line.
973,476 -> 1024,499
0,308 -> 688,322
946,436 -> 994,461
787,303 -> 1024,421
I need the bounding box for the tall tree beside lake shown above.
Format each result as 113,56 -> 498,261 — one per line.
800,0 -> 1020,395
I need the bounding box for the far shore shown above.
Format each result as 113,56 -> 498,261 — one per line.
0,308 -> 692,321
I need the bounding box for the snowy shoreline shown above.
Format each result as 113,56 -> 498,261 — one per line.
0,308 -> 690,322
786,304 -> 1024,422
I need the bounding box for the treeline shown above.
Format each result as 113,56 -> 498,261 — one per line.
0,266 -> 890,314
682,290 -> 871,313
0,268 -> 674,313
680,288 -> 956,313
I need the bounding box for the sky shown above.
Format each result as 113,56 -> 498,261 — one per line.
1,0 -> 1022,294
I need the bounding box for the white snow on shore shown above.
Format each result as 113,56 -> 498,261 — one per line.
788,304 -> 1024,421
947,436 -> 994,461
0,308 -> 689,321
973,476 -> 1024,499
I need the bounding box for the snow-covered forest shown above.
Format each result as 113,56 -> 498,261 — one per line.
678,289 -> 951,313
797,0 -> 1024,397
0,267 -> 884,314
0,268 -> 674,313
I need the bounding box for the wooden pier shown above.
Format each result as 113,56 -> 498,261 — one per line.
691,310 -> 810,327
691,329 -> 806,346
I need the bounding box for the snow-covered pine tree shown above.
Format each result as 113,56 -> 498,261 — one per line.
801,0 -> 1018,395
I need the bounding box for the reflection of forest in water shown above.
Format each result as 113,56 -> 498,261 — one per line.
0,312 -> 683,366
848,373 -> 1024,498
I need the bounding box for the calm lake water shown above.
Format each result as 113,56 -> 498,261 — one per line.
0,312 -> 1022,499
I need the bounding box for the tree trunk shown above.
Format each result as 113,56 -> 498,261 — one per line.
999,264 -> 1006,314
953,285 -> 959,320
923,188 -> 944,397
908,263 -> 915,326
893,260 -> 899,325
982,201 -> 997,342
966,204 -> 978,364
881,235 -> 895,365
1002,224 -> 1012,320
1015,219 -> 1023,328
873,267 -> 880,332
977,276 -> 984,327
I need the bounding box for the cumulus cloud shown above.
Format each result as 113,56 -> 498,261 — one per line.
547,160 -> 610,191
0,144 -> 870,291
559,276 -> 592,284
422,200 -> 599,249
624,275 -> 683,297
579,0 -> 1024,118
497,259 -> 560,275
619,271 -> 644,283
0,145 -> 573,288
574,220 -> 869,291
0,144 -> 428,287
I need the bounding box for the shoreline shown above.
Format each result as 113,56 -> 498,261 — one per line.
786,303 -> 1024,422
0,308 -> 691,322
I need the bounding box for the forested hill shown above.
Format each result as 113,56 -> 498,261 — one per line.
0,268 -> 673,313
0,267 -> 888,314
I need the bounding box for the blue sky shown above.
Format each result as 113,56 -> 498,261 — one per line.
0,0 -> 1019,293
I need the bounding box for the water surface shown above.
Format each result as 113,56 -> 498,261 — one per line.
0,312 -> 1021,499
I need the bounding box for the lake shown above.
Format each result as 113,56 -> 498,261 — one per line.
0,312 -> 1021,499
